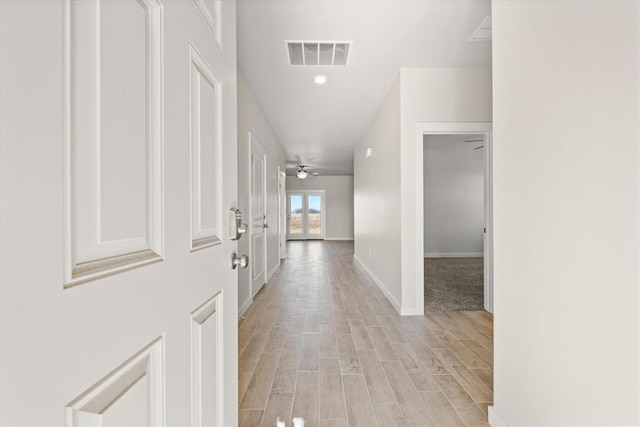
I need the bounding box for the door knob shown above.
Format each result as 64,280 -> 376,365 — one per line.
231,252 -> 249,269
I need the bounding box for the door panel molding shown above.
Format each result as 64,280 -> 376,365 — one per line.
191,292 -> 223,427
189,44 -> 223,251
65,336 -> 164,426
191,0 -> 222,47
63,0 -> 164,287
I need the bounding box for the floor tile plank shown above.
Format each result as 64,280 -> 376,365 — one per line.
298,333 -> 319,372
358,349 -> 396,404
382,360 -> 435,426
367,326 -> 399,361
348,318 -> 375,350
240,352 -> 280,409
374,403 -> 407,426
261,392 -> 294,427
337,334 -> 361,374
292,371 -> 319,427
319,358 -> 348,420
319,324 -> 338,358
419,391 -> 465,427
342,375 -> 378,426
239,332 -> 269,374
239,409 -> 263,427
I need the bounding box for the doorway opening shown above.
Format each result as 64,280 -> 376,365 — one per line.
286,191 -> 326,240
416,123 -> 493,313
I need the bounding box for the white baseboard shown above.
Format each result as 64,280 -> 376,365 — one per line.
324,237 -> 354,241
400,305 -> 424,316
488,406 -> 509,426
353,254 -> 402,314
424,252 -> 483,258
267,262 -> 280,282
238,297 -> 253,318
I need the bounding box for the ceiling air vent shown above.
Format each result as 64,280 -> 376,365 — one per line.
287,41 -> 351,66
468,16 -> 491,42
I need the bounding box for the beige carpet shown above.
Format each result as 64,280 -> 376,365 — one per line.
424,257 -> 484,312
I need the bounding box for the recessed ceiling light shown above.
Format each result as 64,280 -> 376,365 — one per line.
313,74 -> 327,85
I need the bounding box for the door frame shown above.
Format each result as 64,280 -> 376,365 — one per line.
416,122 -> 494,313
249,131 -> 267,297
286,190 -> 326,240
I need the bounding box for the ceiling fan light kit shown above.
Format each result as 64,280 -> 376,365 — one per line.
294,165 -> 320,179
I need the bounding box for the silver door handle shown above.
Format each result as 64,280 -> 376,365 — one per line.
231,252 -> 249,269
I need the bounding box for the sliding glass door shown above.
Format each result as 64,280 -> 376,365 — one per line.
287,191 -> 325,240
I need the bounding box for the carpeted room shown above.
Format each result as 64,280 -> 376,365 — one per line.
423,134 -> 486,312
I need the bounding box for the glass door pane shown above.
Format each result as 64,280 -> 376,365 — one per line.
307,194 -> 322,236
288,194 -> 304,237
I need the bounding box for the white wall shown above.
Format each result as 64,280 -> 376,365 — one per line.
400,68 -> 492,314
355,69 -> 492,314
354,74 -> 403,310
424,145 -> 484,257
237,70 -> 286,315
286,175 -> 354,240
491,1 -> 640,425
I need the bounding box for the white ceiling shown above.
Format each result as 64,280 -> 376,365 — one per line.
237,1 -> 492,176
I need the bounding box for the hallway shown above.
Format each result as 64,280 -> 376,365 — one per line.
238,241 -> 492,426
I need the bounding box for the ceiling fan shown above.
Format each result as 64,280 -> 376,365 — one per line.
295,165 -> 319,179
465,138 -> 484,150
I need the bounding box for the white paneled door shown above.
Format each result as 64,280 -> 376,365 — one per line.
249,132 -> 267,297
0,1 -> 239,425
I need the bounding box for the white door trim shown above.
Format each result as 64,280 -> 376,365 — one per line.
249,131 -> 267,297
416,122 -> 494,313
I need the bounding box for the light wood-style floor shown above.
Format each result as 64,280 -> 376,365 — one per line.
238,241 -> 492,427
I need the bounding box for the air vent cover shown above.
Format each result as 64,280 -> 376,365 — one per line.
287,41 -> 351,66
468,16 -> 491,41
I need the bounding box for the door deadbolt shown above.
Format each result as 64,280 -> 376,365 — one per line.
231,252 -> 249,269
229,208 -> 248,241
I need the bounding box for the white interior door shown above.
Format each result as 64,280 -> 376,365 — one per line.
250,132 -> 267,296
278,170 -> 287,259
0,1 -> 239,425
